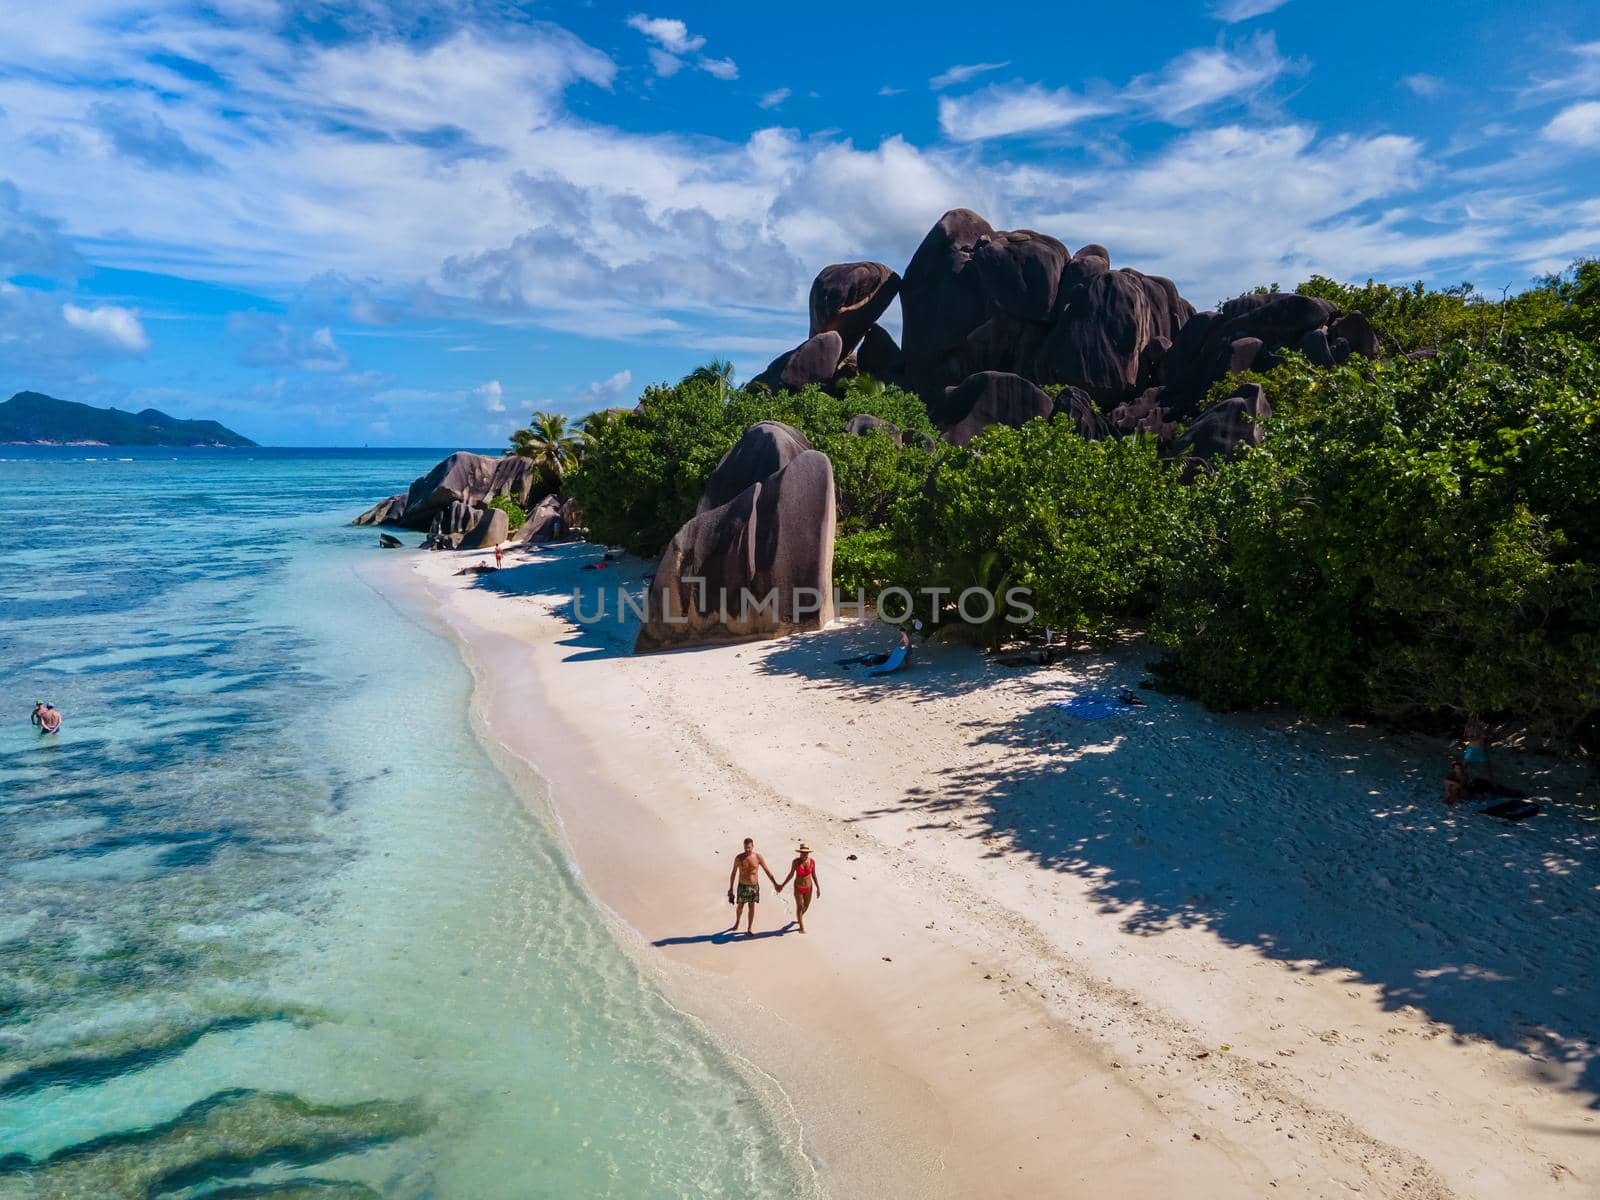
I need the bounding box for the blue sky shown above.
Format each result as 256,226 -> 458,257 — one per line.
1,0 -> 1597,446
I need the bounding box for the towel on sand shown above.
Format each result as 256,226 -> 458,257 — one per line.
1052,693 -> 1136,720
866,645 -> 909,676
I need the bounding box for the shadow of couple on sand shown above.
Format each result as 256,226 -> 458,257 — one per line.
652,924 -> 800,947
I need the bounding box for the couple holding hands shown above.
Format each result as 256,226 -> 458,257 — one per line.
727,838 -> 820,936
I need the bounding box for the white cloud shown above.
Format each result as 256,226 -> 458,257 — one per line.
1126,33 -> 1289,122
938,83 -> 1114,141
1401,73 -> 1446,98
699,56 -> 738,81
570,368 -> 633,409
758,88 -> 790,110
878,85 -> 905,97
226,312 -> 347,372
475,379 -> 506,412
1209,0 -> 1292,21
61,302 -> 150,352
929,61 -> 1010,91
625,15 -> 705,55
1542,100 -> 1600,148
647,47 -> 683,77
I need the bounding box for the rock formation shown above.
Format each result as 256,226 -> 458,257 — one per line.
636,423 -> 836,652
1171,383 -> 1272,480
783,207 -> 1380,451
751,331 -> 846,394
935,371 -> 1054,448
458,506 -> 509,550
809,262 -> 901,356
352,451 -> 553,531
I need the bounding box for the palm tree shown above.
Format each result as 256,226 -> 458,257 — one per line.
578,407 -> 623,445
683,357 -> 735,403
507,411 -> 585,479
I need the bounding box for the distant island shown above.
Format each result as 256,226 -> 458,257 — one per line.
0,391 -> 257,447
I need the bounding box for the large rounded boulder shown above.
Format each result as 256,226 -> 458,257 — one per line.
935,371 -> 1054,447
900,208 -> 996,403
971,229 -> 1071,323
751,331 -> 845,394
698,420 -> 814,513
808,263 -> 901,355
1172,383 -> 1271,481
636,446 -> 836,652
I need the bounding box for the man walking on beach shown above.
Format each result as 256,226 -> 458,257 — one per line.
727,837 -> 779,937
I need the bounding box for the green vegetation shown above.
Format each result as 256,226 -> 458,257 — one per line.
486,494 -> 526,529
562,259 -> 1600,756
506,411 -> 586,480
567,370 -> 935,558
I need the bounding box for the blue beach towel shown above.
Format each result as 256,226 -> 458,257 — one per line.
1052,693 -> 1136,720
865,645 -> 909,676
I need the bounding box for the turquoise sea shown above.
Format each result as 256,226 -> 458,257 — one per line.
0,448 -> 811,1199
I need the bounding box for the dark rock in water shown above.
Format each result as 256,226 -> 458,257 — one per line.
1330,310 -> 1380,359
352,494 -> 407,526
856,324 -> 906,381
636,446 -> 836,651
972,229 -> 1071,322
377,533 -> 402,549
362,452 -> 550,532
1173,382 -> 1271,480
1052,385 -> 1113,441
698,420 -> 814,513
844,413 -> 902,444
457,507 -> 508,551
0,1087 -> 429,1199
936,371 -> 1053,446
751,331 -> 845,393
808,263 -> 901,355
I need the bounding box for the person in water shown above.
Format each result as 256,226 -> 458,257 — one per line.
727,838 -> 780,937
777,843 -> 821,933
33,702 -> 61,736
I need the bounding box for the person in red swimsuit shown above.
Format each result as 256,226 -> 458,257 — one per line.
777,842 -> 821,933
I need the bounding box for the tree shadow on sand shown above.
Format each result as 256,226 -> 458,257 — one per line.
851,684 -> 1600,1105
464,543 -> 645,661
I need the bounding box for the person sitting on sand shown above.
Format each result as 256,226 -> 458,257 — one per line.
727,838 -> 780,937
776,843 -> 821,934
1443,757 -> 1469,806
1461,717 -> 1495,787
35,702 -> 61,736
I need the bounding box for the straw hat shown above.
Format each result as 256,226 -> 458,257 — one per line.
796,842 -> 811,853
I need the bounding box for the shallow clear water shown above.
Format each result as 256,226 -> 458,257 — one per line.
0,449 -> 810,1198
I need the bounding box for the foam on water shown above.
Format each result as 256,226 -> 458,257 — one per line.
0,448 -> 814,1198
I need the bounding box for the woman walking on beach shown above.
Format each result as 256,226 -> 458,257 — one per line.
778,843 -> 821,933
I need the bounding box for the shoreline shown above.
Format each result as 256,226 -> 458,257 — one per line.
388,539 -> 1600,1199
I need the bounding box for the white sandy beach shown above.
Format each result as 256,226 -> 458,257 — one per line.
393,539 -> 1600,1199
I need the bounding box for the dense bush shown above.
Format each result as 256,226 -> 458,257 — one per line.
568,369 -> 937,557
892,416 -> 1189,644
486,494 -> 526,529
1152,337 -> 1600,749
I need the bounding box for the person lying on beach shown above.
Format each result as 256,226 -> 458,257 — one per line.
727,838 -> 780,937
776,843 -> 821,934
35,702 -> 62,736
837,628 -> 911,668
